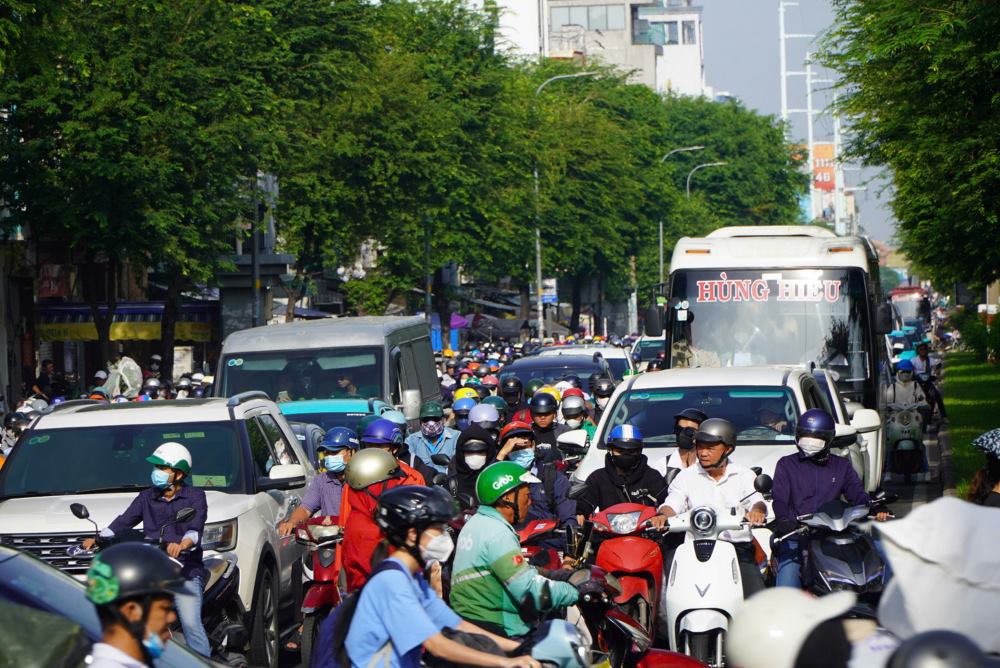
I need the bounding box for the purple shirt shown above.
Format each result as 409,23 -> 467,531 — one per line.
301,472 -> 344,516
772,453 -> 869,522
107,484 -> 207,580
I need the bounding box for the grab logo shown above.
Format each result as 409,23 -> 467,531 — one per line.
492,474 -> 514,490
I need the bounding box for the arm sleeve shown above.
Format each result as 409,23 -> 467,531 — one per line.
574,472 -> 600,517
840,461 -> 870,507
661,474 -> 689,515
553,473 -> 579,527
487,531 -> 576,609
649,470 -> 669,506
771,459 -> 794,520
178,488 -> 208,545
374,571 -> 444,655
106,493 -> 146,535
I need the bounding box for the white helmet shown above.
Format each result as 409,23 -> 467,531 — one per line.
145,442 -> 193,474
94,370 -> 109,381
191,373 -> 205,385
726,589 -> 856,668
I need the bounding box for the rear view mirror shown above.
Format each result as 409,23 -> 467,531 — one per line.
832,423 -> 860,450
70,503 -> 90,520
432,473 -> 448,486
750,467 -> 762,476
174,507 -> 196,524
431,453 -> 452,467
876,303 -> 894,335
568,481 -> 590,500
753,474 -> 773,495
873,489 -> 899,505
557,429 -> 589,456
850,408 -> 881,434
259,463 -> 307,491
643,306 -> 663,337
401,389 -> 422,421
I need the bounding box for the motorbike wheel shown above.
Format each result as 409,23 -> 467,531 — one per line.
300,609 -> 328,668
684,631 -> 715,665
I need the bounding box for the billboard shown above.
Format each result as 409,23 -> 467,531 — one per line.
812,143 -> 835,192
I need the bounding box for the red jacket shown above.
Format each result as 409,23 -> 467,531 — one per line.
342,477 -> 406,592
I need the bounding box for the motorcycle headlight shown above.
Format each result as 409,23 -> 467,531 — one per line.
691,507 -> 717,535
202,520 -> 238,552
608,511 -> 642,534
308,523 -> 342,541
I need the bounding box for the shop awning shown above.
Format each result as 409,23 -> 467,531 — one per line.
36,302 -> 215,342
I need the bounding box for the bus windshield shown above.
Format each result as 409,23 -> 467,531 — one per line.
668,268 -> 870,382
220,347 -> 384,401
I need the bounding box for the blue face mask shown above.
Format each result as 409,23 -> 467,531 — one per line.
142,630 -> 165,658
509,449 -> 535,470
456,418 -> 470,431
323,454 -> 346,473
150,468 -> 171,489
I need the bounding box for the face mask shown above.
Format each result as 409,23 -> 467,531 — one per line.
798,436 -> 827,456
596,397 -> 609,410
142,631 -> 165,659
674,426 -> 697,450
509,449 -> 535,470
611,452 -> 640,470
149,363 -> 160,372
323,454 -> 346,473
465,453 -> 487,470
151,469 -> 172,489
897,371 -> 913,382
421,419 -> 445,439
456,417 -> 470,431
565,418 -> 583,429
420,532 -> 454,563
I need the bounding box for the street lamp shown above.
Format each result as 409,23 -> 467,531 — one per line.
533,71 -> 599,341
686,161 -> 728,198
658,146 -> 704,283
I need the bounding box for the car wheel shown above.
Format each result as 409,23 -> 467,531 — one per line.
248,567 -> 279,668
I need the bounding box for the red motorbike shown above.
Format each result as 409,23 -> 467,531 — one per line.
518,517 -> 564,570
295,515 -> 343,664
573,503 -> 702,668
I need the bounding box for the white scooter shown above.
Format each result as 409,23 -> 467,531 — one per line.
658,475 -> 772,668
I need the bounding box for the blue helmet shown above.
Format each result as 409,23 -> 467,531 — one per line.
453,397 -> 477,416
320,426 -> 360,452
795,408 -> 836,445
896,358 -> 914,372
607,424 -> 643,450
361,418 -> 404,447
380,409 -> 407,427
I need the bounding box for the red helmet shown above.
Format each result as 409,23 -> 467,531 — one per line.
499,420 -> 534,444
511,408 -> 532,424
482,374 -> 500,388
562,387 -> 585,400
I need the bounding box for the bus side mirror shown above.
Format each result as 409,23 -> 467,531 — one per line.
876,303 -> 894,335
644,306 -> 662,337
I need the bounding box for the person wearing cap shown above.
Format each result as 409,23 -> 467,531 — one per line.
143,354 -> 162,380
575,424 -> 667,520
654,418 -> 767,597
81,442 -> 210,657
660,408 -> 708,483
448,425 -> 498,509
93,369 -> 110,391
279,427 -> 360,537
406,400 -> 461,475
450,462 -> 580,638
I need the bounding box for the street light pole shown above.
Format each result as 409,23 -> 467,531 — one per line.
533,71 -> 598,341
659,146 -> 704,283
686,161 -> 728,198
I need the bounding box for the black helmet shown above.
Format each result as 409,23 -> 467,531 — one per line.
8,413 -> 32,433
529,392 -> 558,415
446,359 -> 459,370
587,372 -> 603,393
85,543 -> 187,607
3,413 -> 16,430
500,376 -> 523,398
887,630 -> 996,668
674,408 -> 708,424
564,374 -> 581,389
646,358 -> 666,371
696,418 -> 737,448
474,366 -> 489,378
375,486 -> 458,548
593,378 -> 615,398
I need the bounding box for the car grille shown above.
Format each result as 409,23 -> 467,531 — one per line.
1,532 -> 95,575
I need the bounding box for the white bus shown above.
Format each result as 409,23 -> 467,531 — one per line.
658,225 -> 894,489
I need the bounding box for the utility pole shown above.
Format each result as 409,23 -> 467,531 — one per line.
778,1 -> 812,126
659,146 -> 704,284
805,53 -> 816,220
250,173 -> 261,328
832,90 -> 847,236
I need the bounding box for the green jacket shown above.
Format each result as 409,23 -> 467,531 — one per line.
450,505 -> 578,637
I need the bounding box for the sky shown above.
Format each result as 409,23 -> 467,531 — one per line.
700,0 -> 897,242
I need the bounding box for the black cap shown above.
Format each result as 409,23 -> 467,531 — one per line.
674,408 -> 708,424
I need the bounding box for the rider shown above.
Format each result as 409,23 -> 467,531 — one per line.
660,408 -> 707,484
363,418 -> 426,487
527,393 -> 566,460
81,442 -> 211,657
278,427 -> 359,537
448,425 -> 497,510
591,378 -> 615,423
654,418 -> 767,597
886,358 -> 926,405
452,396 -> 478,431
450,462 -> 579,639
912,340 -> 947,420
575,425 -> 667,518
469,403 -> 502,441
771,409 -> 889,589
482,395 -> 510,427
406,400 -> 460,475
559,394 -> 593,436
84,543 -> 188,668
342,485 -> 541,668
500,377 -> 527,413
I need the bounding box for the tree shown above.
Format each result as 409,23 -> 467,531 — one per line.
821,0 -> 1000,286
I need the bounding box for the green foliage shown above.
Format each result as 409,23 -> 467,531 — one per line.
821,0 -> 1000,286
880,268 -> 902,295
942,352 -> 1000,497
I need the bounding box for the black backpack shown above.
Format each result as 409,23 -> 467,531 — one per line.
540,462 -> 559,517
311,559 -> 409,668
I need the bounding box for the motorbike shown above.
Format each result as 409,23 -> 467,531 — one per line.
885,401 -> 927,484
658,474 -> 773,668
295,515 -> 344,666
769,492 -> 897,619
556,430 -> 590,476
69,503 -> 248,666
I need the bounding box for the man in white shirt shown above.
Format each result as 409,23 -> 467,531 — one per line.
651,417 -> 767,597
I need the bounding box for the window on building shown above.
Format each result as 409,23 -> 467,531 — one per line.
665,21 -> 679,45
569,6 -> 588,27
552,5 -> 626,32
608,5 -> 626,30
682,20 -> 697,45
551,6 -> 569,31
589,5 -> 608,31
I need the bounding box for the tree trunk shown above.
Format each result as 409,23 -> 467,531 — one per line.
433,269 -> 451,350
570,275 -> 583,334
285,269 -> 305,323
160,271 -> 183,383
518,282 -> 530,321
596,272 -> 605,337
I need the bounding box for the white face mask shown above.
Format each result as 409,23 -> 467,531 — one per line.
596,397 -> 609,410
420,532 -> 454,563
565,418 -> 583,429
798,436 -> 827,456
465,454 -> 487,470
897,371 -> 913,382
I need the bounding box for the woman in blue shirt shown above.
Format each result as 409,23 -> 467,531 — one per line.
342,486 -> 540,668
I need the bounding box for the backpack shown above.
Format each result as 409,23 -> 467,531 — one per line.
540,463 -> 558,517
311,559 -> 409,668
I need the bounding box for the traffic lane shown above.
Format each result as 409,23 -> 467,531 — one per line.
884,422 -> 944,520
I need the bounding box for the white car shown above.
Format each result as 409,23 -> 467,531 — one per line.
630,334 -> 665,372
812,369 -> 883,491
570,366 -> 881,487
531,343 -> 636,380
0,392 -> 314,667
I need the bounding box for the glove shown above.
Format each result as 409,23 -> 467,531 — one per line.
771,518 -> 799,536
549,579 -> 580,608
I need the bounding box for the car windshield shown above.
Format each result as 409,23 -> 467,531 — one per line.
0,422 -> 244,498
605,358 -> 630,380
221,346 -> 383,401
669,268 -> 870,382
500,362 -> 604,386
636,339 -> 664,361
598,386 -> 799,448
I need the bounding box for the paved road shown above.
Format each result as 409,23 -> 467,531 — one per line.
884,420 -> 946,519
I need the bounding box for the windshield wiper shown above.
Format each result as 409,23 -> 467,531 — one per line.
73,484 -> 148,495
0,490 -> 57,501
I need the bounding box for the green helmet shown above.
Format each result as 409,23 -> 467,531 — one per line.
483,395 -> 509,418
476,461 -> 541,506
419,400 -> 444,420
525,378 -> 545,397
345,448 -> 403,491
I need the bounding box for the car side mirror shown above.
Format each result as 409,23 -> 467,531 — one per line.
557,429 -> 589,456
259,463 -> 307,491
431,453 -> 452,467
850,408 -> 881,434
70,503 -> 90,520
402,389 -> 422,421
844,401 -> 864,419
832,423 -> 860,450
643,306 -> 662,337
568,480 -> 590,500
174,507 -> 196,524
753,474 -> 773,495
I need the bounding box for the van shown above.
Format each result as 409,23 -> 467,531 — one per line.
215,316 -> 440,410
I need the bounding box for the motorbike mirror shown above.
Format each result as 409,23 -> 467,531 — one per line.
568,481 -> 589,500
643,306 -> 662,337
174,507 -> 196,524
431,473 -> 448,487
70,503 -> 90,520
431,454 -> 451,467
750,466 -> 762,476
753,474 -> 773,495
458,493 -> 476,509
873,489 -> 899,505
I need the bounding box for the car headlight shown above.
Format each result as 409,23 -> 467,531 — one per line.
608,511 -> 642,534
202,520 -> 238,552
